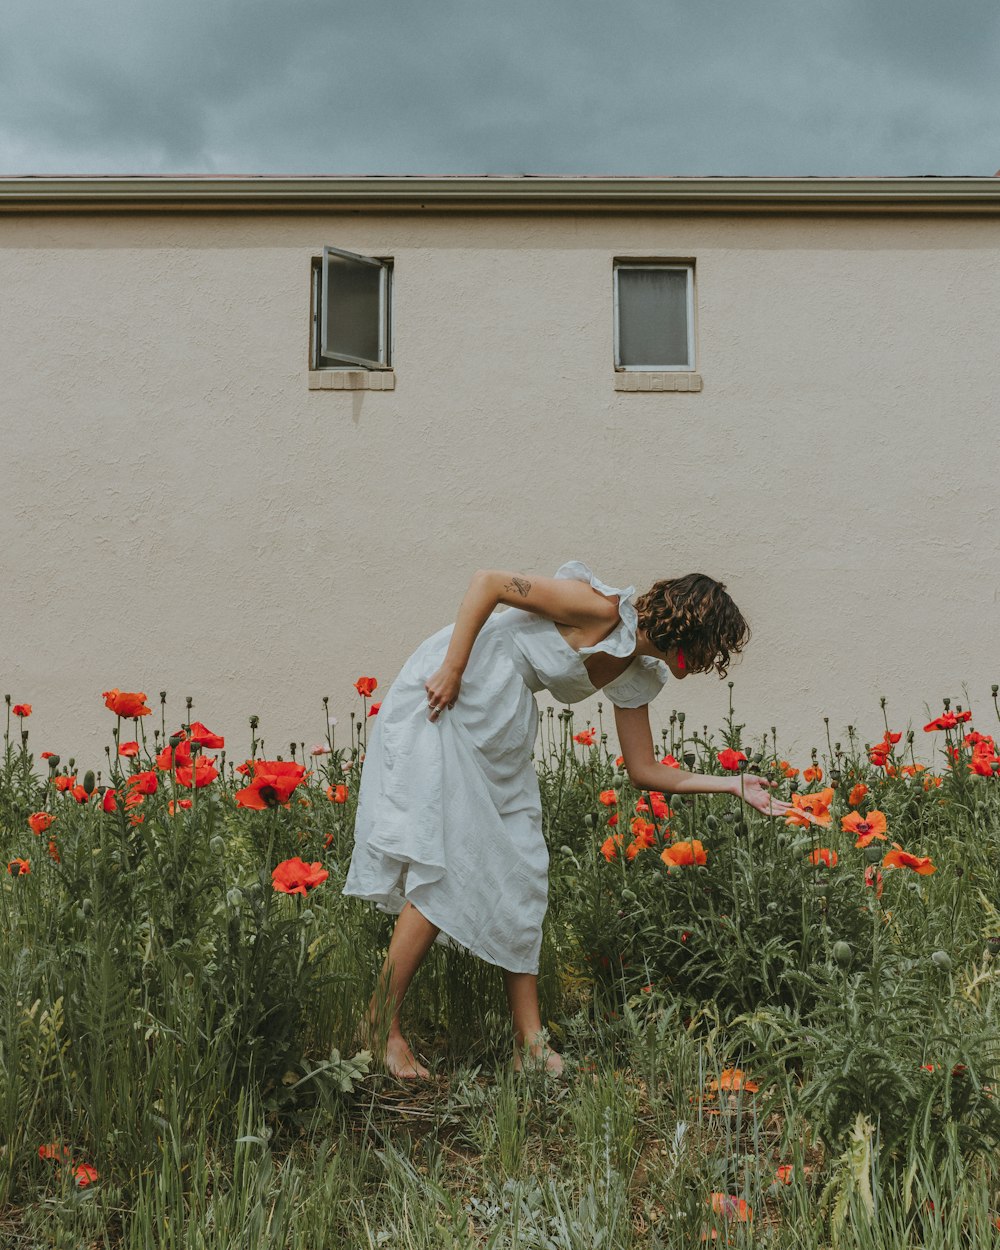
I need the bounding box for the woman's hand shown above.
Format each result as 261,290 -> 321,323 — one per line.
425,664 -> 462,721
734,775 -> 823,824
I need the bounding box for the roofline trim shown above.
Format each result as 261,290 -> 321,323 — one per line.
2,175 -> 1000,213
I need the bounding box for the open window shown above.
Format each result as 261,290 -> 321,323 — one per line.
312,245 -> 392,369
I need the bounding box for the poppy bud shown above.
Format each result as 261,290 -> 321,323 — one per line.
705,815 -> 719,833
584,814 -> 595,830
47,754 -> 60,769
864,844 -> 883,864
931,950 -> 952,972
833,940 -> 853,969
210,836 -> 226,856
169,734 -> 183,748
986,936 -> 1000,955
684,753 -> 696,768
81,898 -> 92,916
621,888 -> 638,903
226,888 -> 243,907
813,882 -> 830,898
992,685 -> 999,697
734,820 -> 748,836
82,771 -> 96,795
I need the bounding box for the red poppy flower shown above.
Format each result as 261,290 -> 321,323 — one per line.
660,754 -> 681,768
272,857 -> 329,895
662,839 -> 707,867
7,858 -> 30,876
924,711 -> 971,731
73,1163 -> 98,1187
864,865 -> 884,898
573,728 -> 596,746
28,811 -> 55,835
326,783 -> 349,803
354,676 -> 378,697
807,847 -> 838,868
188,720 -> 225,748
883,845 -> 936,875
841,809 -> 888,847
38,1142 -> 71,1161
607,813 -> 619,827
167,798 -> 193,815
126,770 -> 158,796
235,761 -> 309,809
102,689 -> 152,718
717,748 -> 747,772
118,741 -> 139,757
12,703 -> 31,717
102,788 -> 118,813
367,702 -> 381,717
175,757 -> 219,790
52,775 -> 76,792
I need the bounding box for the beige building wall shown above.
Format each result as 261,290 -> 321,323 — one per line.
2,182 -> 998,778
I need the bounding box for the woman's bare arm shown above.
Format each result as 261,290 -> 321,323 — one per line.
423,568 -> 619,720
614,703 -> 817,820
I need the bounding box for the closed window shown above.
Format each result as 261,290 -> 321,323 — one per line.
311,245 -> 392,369
613,262 -> 694,371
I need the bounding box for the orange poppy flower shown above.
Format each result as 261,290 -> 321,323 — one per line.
777,760 -> 799,778
864,865 -> 884,898
662,839 -> 707,867
326,783 -> 349,803
12,703 -> 31,717
354,676 -> 378,697
841,809 -> 888,847
102,689 -> 151,718
717,748 -> 747,772
615,754 -> 625,767
52,775 -> 77,792
38,1142 -> 72,1161
28,811 -> 55,835
709,1193 -> 753,1221
848,782 -> 868,808
807,847 -> 838,867
883,845 -> 936,875
636,792 -> 671,819
601,832 -> 625,862
900,763 -> 927,777
573,728 -> 596,746
785,788 -> 834,828
925,711 -> 971,731
803,765 -> 823,783
47,839 -> 60,863
272,857 -> 329,896
630,816 -> 656,840
7,858 -> 30,876
923,775 -> 943,790
598,789 -> 618,806
117,740 -> 139,757
708,1068 -> 759,1093
167,799 -> 192,815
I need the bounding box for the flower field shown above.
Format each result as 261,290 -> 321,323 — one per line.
2,680 -> 1000,1247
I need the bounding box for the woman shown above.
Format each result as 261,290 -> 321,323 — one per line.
343,559 -> 808,1080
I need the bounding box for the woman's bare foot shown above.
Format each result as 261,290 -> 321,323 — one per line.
383,1034 -> 431,1080
356,1015 -> 431,1080
513,1035 -> 564,1077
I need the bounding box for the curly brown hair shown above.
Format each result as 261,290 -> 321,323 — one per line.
633,573 -> 750,679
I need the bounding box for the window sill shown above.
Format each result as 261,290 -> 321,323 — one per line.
308,370 -> 396,391
614,371 -> 702,392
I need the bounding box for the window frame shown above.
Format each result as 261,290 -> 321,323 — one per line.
613,260 -> 696,372
311,246 -> 393,371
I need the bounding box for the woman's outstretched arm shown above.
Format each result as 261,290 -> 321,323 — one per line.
423,568 -> 618,719
615,703 -> 817,822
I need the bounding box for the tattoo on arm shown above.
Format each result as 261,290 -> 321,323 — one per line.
504,576 -> 532,599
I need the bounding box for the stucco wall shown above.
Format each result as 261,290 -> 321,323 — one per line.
2,208 -> 998,778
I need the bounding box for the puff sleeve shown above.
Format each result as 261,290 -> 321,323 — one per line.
604,655 -> 671,709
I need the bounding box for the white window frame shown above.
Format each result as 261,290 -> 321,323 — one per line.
313,245 -> 392,370
613,261 -> 695,371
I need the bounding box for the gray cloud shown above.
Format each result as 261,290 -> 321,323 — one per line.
0,0 -> 997,175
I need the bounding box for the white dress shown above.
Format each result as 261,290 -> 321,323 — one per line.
342,560 -> 671,974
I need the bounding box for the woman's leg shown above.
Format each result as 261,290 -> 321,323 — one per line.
364,899 -> 441,1079
502,970 -> 564,1075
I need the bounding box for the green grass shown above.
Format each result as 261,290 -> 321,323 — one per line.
2,685 -> 1000,1246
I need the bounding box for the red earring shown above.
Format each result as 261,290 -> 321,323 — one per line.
677,647 -> 686,670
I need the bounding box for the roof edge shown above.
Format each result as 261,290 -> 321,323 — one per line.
2,175 -> 1000,213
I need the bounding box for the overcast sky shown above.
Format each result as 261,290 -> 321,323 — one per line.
1,0 -> 998,176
